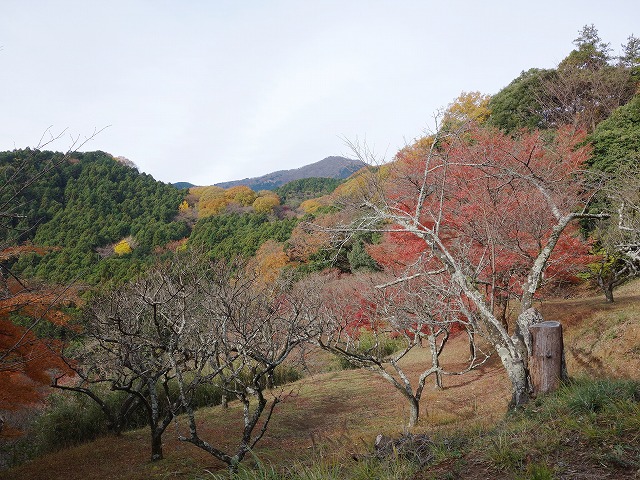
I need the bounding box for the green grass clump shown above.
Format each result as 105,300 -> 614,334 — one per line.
476,377 -> 640,476
561,378 -> 639,414
335,331 -> 404,370
515,462 -> 555,480
208,457 -> 417,480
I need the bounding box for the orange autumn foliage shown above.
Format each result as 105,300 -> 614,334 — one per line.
0,246 -> 77,416
287,221 -> 331,263
0,318 -> 69,411
249,240 -> 289,285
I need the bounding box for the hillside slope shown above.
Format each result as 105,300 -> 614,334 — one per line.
0,149 -> 189,284
2,280 -> 638,480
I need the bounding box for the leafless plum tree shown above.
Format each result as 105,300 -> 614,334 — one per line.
174,259 -> 324,472
316,271 -> 489,427
56,251 -> 207,461
589,164 -> 640,301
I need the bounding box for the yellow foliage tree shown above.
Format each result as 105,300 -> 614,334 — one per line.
299,198 -> 323,214
178,200 -> 190,213
224,185 -> 257,207
190,186 -> 226,202
189,186 -> 229,218
253,194 -> 280,214
198,197 -> 229,218
442,91 -> 491,131
114,239 -> 133,255
332,167 -> 389,204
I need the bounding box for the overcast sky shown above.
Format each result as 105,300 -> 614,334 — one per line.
1,1 -> 638,186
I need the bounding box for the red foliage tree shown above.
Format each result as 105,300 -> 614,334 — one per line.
338,123 -> 606,407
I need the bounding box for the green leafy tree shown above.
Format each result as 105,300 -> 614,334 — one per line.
188,213 -> 298,260
588,94 -> 640,172
275,177 -> 344,206
560,24 -> 611,71
347,239 -> 380,273
487,69 -> 552,133
619,34 -> 640,69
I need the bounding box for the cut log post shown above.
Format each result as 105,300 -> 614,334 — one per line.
529,321 -> 564,396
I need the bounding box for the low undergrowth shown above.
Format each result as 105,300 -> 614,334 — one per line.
211,378 -> 640,480
0,364 -> 302,469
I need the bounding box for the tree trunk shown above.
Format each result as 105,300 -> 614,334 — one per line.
427,334 -> 443,389
151,430 -> 163,461
529,321 -> 564,396
505,357 -> 530,408
497,295 -> 509,332
408,396 -> 419,428
148,380 -> 163,461
603,284 -> 615,303
596,272 -> 615,303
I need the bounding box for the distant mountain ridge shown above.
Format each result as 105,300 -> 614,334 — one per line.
214,156 -> 366,191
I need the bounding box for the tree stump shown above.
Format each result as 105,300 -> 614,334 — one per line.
529,321 -> 564,396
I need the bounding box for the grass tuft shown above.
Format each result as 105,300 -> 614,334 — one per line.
476,377 -> 640,476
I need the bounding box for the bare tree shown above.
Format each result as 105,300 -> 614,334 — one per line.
589,164 -> 640,301
536,25 -> 636,133
55,253 -> 322,469
174,260 -> 323,472
537,64 -> 635,132
56,251 -> 206,461
316,272 -> 488,427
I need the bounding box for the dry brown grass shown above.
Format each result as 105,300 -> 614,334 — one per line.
539,279 -> 640,379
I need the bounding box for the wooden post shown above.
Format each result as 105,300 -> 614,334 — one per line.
529,321 -> 564,396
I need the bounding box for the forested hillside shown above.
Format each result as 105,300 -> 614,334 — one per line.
1,150 -> 189,285
274,177 -> 344,206
0,151 -> 363,286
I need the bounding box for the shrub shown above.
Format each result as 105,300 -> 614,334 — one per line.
335,331 -> 404,370
32,393 -> 108,454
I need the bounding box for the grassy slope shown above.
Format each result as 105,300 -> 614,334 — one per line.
1,280 -> 638,480
539,280 -> 640,379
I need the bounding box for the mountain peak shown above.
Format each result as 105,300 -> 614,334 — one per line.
214,156 -> 366,191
